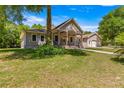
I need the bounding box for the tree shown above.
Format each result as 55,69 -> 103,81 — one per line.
31,24 -> 43,29
114,32 -> 124,59
115,32 -> 124,46
0,22 -> 19,48
84,31 -> 92,34
98,6 -> 124,45
0,5 -> 43,30
0,5 -> 52,46
0,21 -> 30,48
46,5 -> 52,45
18,24 -> 30,31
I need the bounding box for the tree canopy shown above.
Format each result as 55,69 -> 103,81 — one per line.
0,5 -> 44,31
98,6 -> 124,45
84,31 -> 92,34
31,24 -> 43,29
0,22 -> 30,48
115,32 -> 124,46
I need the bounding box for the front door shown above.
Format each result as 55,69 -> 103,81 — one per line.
54,35 -> 58,45
70,37 -> 73,45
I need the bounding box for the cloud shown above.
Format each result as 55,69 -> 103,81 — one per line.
81,25 -> 98,32
79,7 -> 94,13
23,15 -> 45,26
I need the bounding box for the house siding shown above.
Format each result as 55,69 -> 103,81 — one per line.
21,19 -> 84,49
20,31 -> 26,48
22,32 -> 45,48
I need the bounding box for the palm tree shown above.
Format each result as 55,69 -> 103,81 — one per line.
46,5 -> 52,45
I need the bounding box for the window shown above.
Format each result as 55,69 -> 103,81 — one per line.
32,35 -> 36,41
41,35 -> 44,41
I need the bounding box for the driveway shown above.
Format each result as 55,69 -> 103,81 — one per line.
82,48 -> 116,55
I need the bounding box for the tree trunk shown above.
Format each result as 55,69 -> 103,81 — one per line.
46,5 -> 52,45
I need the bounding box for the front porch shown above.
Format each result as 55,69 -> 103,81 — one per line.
52,18 -> 83,49
52,30 -> 83,48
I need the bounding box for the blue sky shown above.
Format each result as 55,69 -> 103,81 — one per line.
23,5 -> 119,32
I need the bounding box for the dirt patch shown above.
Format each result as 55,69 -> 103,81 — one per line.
0,59 -> 6,63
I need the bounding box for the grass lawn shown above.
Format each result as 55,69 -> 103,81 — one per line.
86,47 -> 120,52
0,48 -> 124,87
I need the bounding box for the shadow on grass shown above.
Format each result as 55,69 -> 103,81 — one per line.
0,48 -> 38,60
65,49 -> 87,56
111,57 -> 124,65
0,48 -> 88,60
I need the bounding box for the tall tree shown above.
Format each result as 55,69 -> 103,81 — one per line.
46,5 -> 52,45
98,6 -> 124,45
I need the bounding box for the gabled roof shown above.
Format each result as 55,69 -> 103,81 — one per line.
25,29 -> 46,33
52,18 -> 83,33
83,33 -> 101,39
23,19 -> 83,34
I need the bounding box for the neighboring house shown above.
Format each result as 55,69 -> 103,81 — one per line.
20,19 -> 83,48
82,33 -> 101,48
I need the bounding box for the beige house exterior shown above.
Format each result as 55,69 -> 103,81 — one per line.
20,19 -> 83,48
82,33 -> 101,48
20,29 -> 46,48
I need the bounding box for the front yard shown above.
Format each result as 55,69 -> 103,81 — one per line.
0,48 -> 124,87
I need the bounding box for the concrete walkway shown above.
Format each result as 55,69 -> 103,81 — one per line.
81,49 -> 116,55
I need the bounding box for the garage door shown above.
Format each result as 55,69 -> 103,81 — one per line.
91,41 -> 97,47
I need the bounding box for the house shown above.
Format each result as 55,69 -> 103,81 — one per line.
82,33 -> 101,48
20,19 -> 83,48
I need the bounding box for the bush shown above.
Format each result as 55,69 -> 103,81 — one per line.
35,44 -> 65,57
34,45 -> 86,58
114,48 -> 124,59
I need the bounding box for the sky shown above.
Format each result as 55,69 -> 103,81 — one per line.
23,5 -> 119,32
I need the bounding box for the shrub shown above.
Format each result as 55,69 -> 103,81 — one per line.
34,44 -> 85,58
114,48 -> 124,59
35,44 -> 65,57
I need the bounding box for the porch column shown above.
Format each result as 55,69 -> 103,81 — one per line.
80,34 -> 83,48
58,31 -> 60,45
51,32 -> 53,45
74,35 -> 76,46
66,30 -> 68,45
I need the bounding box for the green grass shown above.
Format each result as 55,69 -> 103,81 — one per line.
86,47 -> 119,52
0,48 -> 124,87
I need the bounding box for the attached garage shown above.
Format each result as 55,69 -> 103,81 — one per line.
82,33 -> 101,48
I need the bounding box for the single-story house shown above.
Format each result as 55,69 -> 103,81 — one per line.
20,19 -> 83,48
82,33 -> 101,48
